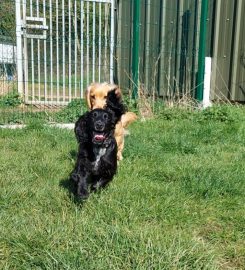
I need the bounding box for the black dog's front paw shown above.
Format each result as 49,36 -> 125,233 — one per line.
77,189 -> 89,200
70,172 -> 79,183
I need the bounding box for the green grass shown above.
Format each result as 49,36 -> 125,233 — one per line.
0,106 -> 245,269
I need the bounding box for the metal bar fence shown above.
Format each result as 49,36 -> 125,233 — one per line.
1,0 -> 117,124
20,0 -> 112,103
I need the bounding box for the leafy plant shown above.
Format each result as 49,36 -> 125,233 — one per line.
53,99 -> 87,122
0,91 -> 22,107
199,105 -> 243,123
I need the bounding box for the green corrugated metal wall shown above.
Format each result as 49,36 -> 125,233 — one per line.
116,0 -> 245,102
116,0 -> 203,99
211,0 -> 245,102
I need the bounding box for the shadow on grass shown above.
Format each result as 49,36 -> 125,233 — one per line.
69,150 -> 77,161
60,150 -> 88,205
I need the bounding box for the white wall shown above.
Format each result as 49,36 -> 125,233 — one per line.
0,43 -> 17,64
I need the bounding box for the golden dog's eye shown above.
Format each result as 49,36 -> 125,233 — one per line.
91,95 -> 95,99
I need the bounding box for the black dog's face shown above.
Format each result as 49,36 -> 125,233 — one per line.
89,109 -> 115,145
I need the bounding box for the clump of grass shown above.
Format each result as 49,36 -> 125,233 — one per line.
199,105 -> 244,123
0,91 -> 22,107
52,99 -> 87,123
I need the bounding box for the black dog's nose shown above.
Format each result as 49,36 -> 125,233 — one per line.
95,120 -> 105,131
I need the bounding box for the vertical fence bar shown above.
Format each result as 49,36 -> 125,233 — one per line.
175,0 -> 183,95
196,0 -> 209,101
49,0 -> 53,102
30,0 -> 35,101
98,2 -> 101,81
191,0 -> 199,92
80,1 -> 84,97
37,0 -> 41,101
110,0 -> 115,83
62,0 -> 65,102
86,2 -> 90,84
132,0 -> 140,98
43,0 -> 47,102
144,0 -> 151,92
68,0 -> 72,102
104,4 -> 108,79
23,0 -> 28,102
159,0 -> 166,94
74,0 -> 77,98
16,0 -> 23,95
92,2 -> 96,81
56,0 -> 59,102
230,0 -> 243,100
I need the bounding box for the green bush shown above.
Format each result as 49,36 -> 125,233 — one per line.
53,99 -> 87,122
199,105 -> 243,123
0,91 -> 22,107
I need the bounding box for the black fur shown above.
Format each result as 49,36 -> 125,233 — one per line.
71,107 -> 123,199
106,88 -> 127,117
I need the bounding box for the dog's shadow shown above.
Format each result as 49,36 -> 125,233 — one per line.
59,150 -> 84,205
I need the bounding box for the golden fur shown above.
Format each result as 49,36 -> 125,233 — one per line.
86,82 -> 137,160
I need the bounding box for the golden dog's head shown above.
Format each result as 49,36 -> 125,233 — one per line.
86,82 -> 122,110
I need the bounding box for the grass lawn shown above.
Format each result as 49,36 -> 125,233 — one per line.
0,106 -> 245,269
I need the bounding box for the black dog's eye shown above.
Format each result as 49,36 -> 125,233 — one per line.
103,113 -> 108,120
92,111 -> 98,118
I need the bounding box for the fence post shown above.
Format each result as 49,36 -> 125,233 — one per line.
196,0 -> 209,101
15,0 -> 23,96
110,0 -> 115,83
132,0 -> 140,99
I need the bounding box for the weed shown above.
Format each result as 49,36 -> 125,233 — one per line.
53,99 -> 87,122
199,105 -> 244,123
0,91 -> 22,107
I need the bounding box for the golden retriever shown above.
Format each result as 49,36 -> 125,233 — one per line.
86,82 -> 137,160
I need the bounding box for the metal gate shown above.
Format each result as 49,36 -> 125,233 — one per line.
16,0 -> 115,105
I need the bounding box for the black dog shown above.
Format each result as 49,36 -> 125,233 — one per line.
71,106 -> 124,200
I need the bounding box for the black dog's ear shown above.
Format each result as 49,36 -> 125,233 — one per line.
107,88 -> 126,120
74,112 -> 89,143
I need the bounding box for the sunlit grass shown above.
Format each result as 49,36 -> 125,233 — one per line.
0,106 -> 244,269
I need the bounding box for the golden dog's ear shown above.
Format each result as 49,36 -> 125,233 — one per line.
85,84 -> 93,109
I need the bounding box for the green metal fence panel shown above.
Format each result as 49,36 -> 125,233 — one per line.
116,0 -> 204,100
229,0 -> 245,101
210,0 -> 245,102
210,0 -> 235,100
116,0 -> 132,91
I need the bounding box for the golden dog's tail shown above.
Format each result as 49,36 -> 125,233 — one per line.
121,112 -> 137,129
